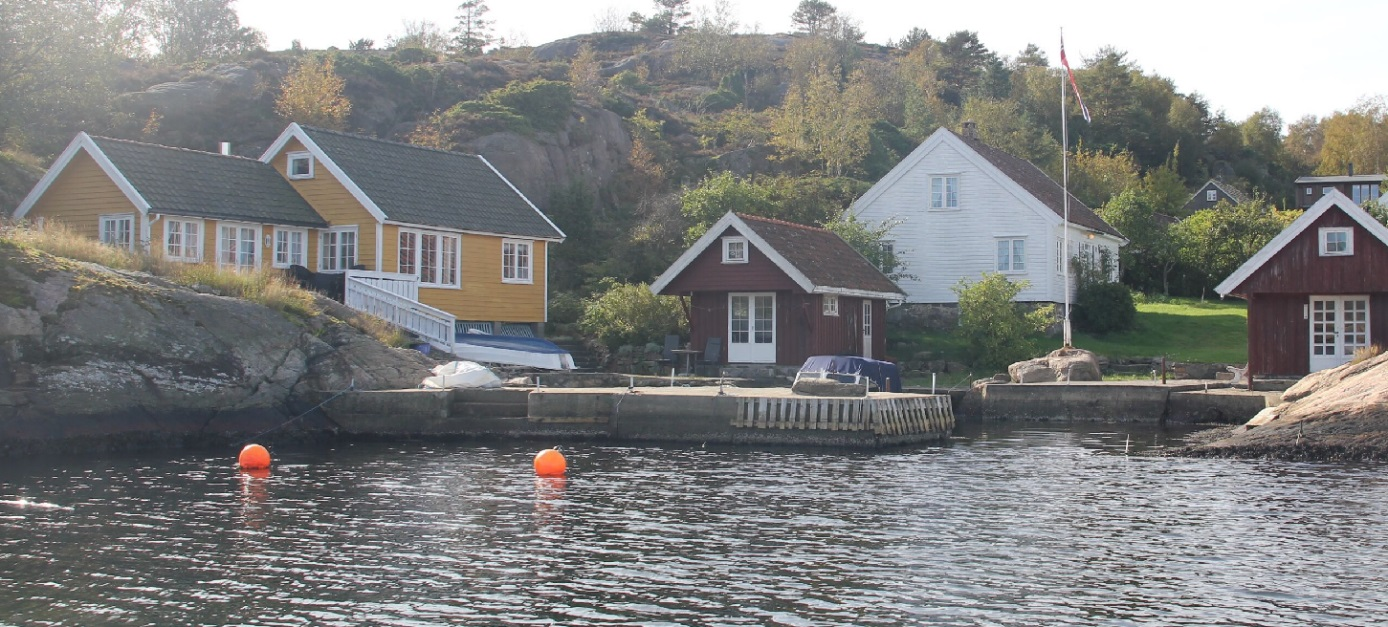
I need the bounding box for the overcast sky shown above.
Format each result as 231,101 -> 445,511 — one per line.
237,0 -> 1386,126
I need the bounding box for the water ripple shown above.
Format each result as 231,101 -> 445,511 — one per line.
1,424 -> 1386,625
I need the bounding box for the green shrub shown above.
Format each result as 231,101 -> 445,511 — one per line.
578,280 -> 686,349
485,79 -> 574,132
445,100 -> 533,135
699,89 -> 741,113
952,273 -> 1054,371
1073,281 -> 1137,335
548,291 -> 584,324
391,47 -> 436,64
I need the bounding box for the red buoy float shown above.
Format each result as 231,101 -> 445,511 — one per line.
533,448 -> 567,477
238,443 -> 271,470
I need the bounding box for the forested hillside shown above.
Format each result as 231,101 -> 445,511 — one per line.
5,0 -> 1387,305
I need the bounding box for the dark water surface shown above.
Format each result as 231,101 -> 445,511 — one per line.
2,424 -> 1387,626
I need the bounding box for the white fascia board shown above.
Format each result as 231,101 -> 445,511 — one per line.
850,127 -> 952,215
650,212 -> 741,295
813,286 -> 907,300
14,133 -> 151,219
1215,190 -> 1388,296
477,155 -> 567,242
259,123 -> 387,224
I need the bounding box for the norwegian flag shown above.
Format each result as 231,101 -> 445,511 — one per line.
1060,37 -> 1091,123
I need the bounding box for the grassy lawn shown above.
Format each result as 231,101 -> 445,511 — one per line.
888,296 -> 1248,368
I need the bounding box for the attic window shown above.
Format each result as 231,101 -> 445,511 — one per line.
1319,227 -> 1353,256
287,151 -> 314,179
823,294 -> 839,316
1206,189 -> 1217,202
722,236 -> 748,263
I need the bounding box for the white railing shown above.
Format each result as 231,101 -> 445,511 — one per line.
345,275 -> 455,349
345,270 -> 419,301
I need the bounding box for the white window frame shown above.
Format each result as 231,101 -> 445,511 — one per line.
399,228 -> 462,288
1322,186 -> 1334,196
164,218 -> 203,263
99,213 -> 135,250
272,227 -> 308,269
287,151 -> 314,180
822,294 -> 839,316
1305,187 -> 1314,196
930,175 -> 960,210
1319,227 -> 1353,257
722,236 -> 748,264
319,226 -> 359,273
1206,189 -> 1218,202
996,237 -> 1026,273
502,239 -> 534,284
1351,183 -> 1380,205
216,222 -> 261,271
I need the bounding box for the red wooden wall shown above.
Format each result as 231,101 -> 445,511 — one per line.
1233,209 -> 1388,376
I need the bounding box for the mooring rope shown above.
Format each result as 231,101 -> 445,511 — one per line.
232,378 -> 355,447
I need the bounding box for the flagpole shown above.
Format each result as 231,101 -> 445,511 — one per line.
1060,27 -> 1072,348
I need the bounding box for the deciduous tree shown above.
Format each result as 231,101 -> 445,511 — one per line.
953,273 -> 1054,370
790,0 -> 837,35
275,56 -> 352,130
146,0 -> 264,63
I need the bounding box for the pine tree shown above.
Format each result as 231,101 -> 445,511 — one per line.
450,0 -> 493,57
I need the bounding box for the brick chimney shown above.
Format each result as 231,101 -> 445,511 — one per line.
962,120 -> 978,140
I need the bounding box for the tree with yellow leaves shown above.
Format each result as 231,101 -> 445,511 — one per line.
275,57 -> 352,130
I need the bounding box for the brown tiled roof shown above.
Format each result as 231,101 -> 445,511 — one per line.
736,214 -> 904,296
951,129 -> 1123,238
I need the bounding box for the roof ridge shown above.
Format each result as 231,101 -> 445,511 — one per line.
736,212 -> 831,233
88,135 -> 261,162
299,124 -> 483,159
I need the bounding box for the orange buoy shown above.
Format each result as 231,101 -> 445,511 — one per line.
533,448 -> 567,477
238,443 -> 271,470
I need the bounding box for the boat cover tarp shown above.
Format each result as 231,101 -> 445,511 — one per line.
421,361 -> 502,389
452,333 -> 576,370
797,355 -> 902,392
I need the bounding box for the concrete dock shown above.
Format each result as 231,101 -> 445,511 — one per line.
962,380 -> 1282,423
320,386 -> 955,447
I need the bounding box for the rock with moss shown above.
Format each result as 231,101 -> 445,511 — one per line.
0,243 -> 434,454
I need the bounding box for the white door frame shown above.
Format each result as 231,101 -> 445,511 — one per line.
728,292 -> 776,363
1309,295 -> 1370,372
862,300 -> 874,360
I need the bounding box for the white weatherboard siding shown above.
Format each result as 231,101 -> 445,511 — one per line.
856,140 -> 1063,304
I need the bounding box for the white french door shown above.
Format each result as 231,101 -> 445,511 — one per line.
1309,296 -> 1370,372
729,293 -> 776,363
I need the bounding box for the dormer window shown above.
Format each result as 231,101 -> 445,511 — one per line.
722,236 -> 748,263
287,152 -> 314,179
1319,227 -> 1353,256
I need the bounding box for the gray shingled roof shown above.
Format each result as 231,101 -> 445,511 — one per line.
300,127 -> 563,239
951,130 -> 1123,238
91,137 -> 326,227
738,214 -> 904,297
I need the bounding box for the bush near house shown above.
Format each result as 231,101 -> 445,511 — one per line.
578,279 -> 686,350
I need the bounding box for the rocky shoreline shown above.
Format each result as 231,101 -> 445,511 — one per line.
0,242 -> 436,456
1168,351 -> 1388,462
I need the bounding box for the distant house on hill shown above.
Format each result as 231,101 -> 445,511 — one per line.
850,123 -> 1126,324
1183,178 -> 1249,213
1215,190 -> 1388,377
651,212 -> 905,366
1294,172 -> 1383,208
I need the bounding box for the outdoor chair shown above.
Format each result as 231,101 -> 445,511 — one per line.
658,334 -> 680,366
698,337 -> 722,365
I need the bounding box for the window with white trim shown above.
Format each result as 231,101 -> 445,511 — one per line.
502,239 -> 533,283
287,152 -> 314,180
1319,227 -> 1353,256
1323,186 -> 1334,196
164,218 -> 202,262
273,227 -> 307,268
99,214 -> 134,250
722,236 -> 748,263
399,229 -> 461,287
878,240 -> 895,273
822,294 -> 839,316
930,176 -> 960,209
1305,187 -> 1314,196
319,226 -> 358,272
217,223 -> 260,271
1205,189 -> 1217,202
996,238 -> 1026,272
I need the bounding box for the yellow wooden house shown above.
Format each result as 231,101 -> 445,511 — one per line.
13,132 -> 327,272
14,124 -> 567,346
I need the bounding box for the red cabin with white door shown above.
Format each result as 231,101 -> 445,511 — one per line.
651,213 -> 905,367
1216,191 -> 1388,376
